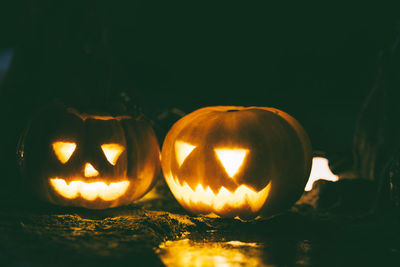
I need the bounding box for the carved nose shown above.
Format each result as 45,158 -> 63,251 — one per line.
84,163 -> 99,177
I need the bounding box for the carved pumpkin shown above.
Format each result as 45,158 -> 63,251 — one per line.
18,104 -> 160,209
161,106 -> 312,218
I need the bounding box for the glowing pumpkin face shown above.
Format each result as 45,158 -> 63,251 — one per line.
161,106 -> 312,218
19,105 -> 160,209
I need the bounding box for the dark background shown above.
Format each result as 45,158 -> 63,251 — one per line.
0,1 -> 399,200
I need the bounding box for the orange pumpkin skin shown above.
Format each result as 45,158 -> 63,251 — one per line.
19,105 -> 160,209
161,106 -> 312,218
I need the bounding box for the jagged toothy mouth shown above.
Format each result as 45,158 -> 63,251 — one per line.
165,174 -> 271,213
49,178 -> 130,201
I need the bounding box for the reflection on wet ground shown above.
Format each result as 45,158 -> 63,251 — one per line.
156,224 -> 320,267
157,229 -> 400,267
158,239 -> 265,267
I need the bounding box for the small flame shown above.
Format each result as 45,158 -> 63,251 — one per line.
50,178 -> 130,201
305,157 -> 339,191
165,174 -> 270,215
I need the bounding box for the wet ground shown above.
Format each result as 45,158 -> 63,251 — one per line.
1,179 -> 399,267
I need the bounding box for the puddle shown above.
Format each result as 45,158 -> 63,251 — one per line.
157,238 -> 268,267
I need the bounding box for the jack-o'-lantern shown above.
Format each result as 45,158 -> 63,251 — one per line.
18,104 -> 160,209
161,106 -> 312,218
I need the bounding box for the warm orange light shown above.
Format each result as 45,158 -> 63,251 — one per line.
49,178 -> 130,201
101,144 -> 125,165
165,174 -> 270,214
175,141 -> 196,167
214,148 -> 248,178
84,163 -> 99,177
305,157 -> 339,191
67,108 -> 131,121
157,239 -> 264,267
52,141 -> 76,164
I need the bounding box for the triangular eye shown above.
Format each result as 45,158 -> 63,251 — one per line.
101,144 -> 125,165
52,141 -> 77,164
175,141 -> 196,167
214,148 -> 248,178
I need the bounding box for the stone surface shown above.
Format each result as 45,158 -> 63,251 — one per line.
0,179 -> 399,266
